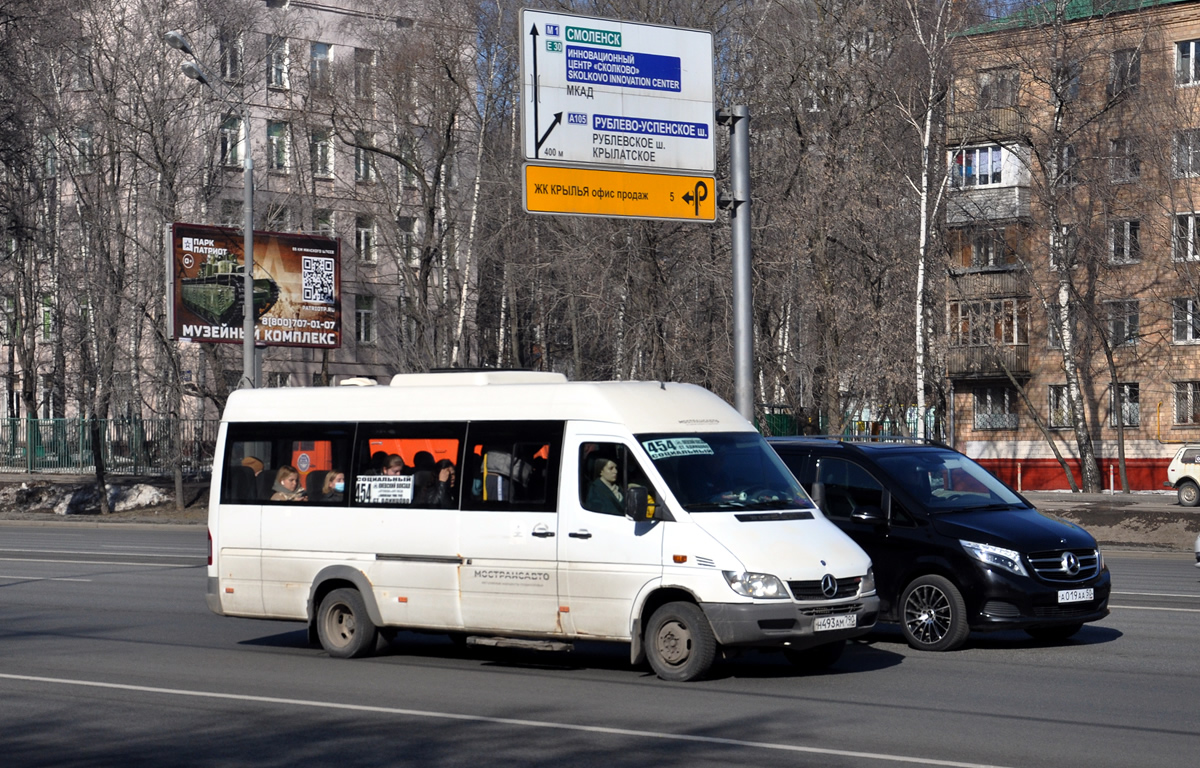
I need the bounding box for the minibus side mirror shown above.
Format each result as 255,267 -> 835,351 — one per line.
625,485 -> 670,522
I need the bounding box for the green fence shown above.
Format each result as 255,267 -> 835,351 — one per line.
0,418 -> 219,477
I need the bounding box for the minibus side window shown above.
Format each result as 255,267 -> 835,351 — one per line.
462,421 -> 563,512
350,422 -> 467,508
579,443 -> 659,516
222,422 -> 354,505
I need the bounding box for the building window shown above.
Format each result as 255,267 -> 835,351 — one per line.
1055,144 -> 1077,186
310,129 -> 333,178
1179,39 -> 1200,85
267,35 -> 289,89
354,133 -> 374,182
72,40 -> 93,90
267,121 -> 290,171
1172,298 -> 1200,343
1176,381 -> 1200,424
948,299 -> 1028,346
1057,60 -> 1081,102
310,42 -> 331,93
951,228 -> 1015,270
354,48 -> 375,100
314,209 -> 334,235
1108,48 -> 1140,96
356,295 -> 376,344
1109,137 -> 1140,181
978,68 -> 1017,109
952,145 -> 1002,187
1174,213 -> 1200,261
1110,220 -> 1140,264
266,204 -> 291,232
74,124 -> 93,173
355,216 -> 375,262
398,216 -> 416,265
219,199 -> 242,228
1174,129 -> 1200,177
267,372 -> 290,388
40,295 -> 53,340
1048,385 -> 1071,429
1105,300 -> 1138,347
219,34 -> 243,81
974,386 -> 1018,431
1110,382 -> 1139,428
220,115 -> 243,167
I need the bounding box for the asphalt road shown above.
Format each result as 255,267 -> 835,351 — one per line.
0,526 -> 1196,767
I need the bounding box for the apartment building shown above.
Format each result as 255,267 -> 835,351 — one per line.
945,0 -> 1200,490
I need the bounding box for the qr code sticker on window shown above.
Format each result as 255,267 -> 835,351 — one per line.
302,256 -> 336,304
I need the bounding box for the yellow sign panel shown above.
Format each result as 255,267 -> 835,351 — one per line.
524,164 -> 716,222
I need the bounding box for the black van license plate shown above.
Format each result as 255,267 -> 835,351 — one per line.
1058,588 -> 1093,604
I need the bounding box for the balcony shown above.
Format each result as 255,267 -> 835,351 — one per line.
946,107 -> 1026,144
947,269 -> 1030,300
946,345 -> 1030,379
946,184 -> 1030,225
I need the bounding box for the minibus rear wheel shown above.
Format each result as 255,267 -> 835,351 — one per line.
317,588 -> 380,658
644,602 -> 717,682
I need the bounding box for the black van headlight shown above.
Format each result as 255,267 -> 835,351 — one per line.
960,540 -> 1029,577
723,571 -> 789,599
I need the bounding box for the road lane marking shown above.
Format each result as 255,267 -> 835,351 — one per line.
0,672 -> 1017,768
1111,591 -> 1200,599
1109,605 -> 1200,613
0,574 -> 92,582
0,557 -> 193,568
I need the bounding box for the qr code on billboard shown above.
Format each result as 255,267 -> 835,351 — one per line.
302,256 -> 335,304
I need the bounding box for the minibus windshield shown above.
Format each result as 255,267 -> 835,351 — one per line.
874,449 -> 1026,512
638,432 -> 815,512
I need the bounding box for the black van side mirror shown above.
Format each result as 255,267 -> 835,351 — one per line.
852,505 -> 886,524
625,485 -> 671,522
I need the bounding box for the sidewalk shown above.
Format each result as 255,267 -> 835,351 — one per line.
1021,490 -> 1199,551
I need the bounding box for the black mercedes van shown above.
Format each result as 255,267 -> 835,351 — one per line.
768,437 -> 1110,651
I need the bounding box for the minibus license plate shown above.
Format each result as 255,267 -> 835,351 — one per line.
1057,588 -> 1093,604
814,614 -> 856,632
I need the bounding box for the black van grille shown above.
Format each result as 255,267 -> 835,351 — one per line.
1027,549 -> 1099,583
788,577 -> 861,600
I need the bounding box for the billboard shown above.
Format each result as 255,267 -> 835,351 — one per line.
166,223 -> 341,349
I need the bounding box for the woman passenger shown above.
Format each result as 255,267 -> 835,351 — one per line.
270,465 -> 305,501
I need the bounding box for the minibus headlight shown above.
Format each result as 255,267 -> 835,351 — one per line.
960,540 -> 1028,577
861,566 -> 876,595
723,571 -> 789,599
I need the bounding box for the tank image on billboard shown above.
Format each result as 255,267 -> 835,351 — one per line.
167,223 -> 341,349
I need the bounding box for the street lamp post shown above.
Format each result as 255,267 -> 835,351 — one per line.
165,29 -> 258,389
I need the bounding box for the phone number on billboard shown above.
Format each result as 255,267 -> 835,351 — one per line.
262,317 -> 337,330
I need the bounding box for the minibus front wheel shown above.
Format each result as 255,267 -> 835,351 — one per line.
645,602 -> 717,682
317,588 -> 380,658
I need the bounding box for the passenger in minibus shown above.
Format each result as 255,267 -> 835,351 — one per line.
414,459 -> 456,507
585,457 -> 624,515
319,469 -> 346,503
270,465 -> 306,501
383,454 -> 406,475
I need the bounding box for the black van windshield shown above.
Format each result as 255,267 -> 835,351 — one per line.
874,450 -> 1026,512
638,432 -> 814,512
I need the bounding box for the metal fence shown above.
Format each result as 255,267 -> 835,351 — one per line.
0,418 -> 219,477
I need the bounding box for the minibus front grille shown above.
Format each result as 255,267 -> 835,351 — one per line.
788,577 -> 861,600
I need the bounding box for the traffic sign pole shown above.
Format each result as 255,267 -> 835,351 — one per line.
728,106 -> 754,422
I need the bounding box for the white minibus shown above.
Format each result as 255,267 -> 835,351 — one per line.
206,371 -> 878,681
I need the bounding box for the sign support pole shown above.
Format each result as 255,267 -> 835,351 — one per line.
726,105 -> 754,422
242,123 -> 257,389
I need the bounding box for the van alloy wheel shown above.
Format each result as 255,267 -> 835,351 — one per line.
900,575 -> 969,652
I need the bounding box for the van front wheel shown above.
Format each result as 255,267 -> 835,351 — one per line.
317,588 -> 379,658
645,602 -> 717,682
1178,480 -> 1200,507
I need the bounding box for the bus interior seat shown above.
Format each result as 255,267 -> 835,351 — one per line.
305,470 -> 328,499
225,465 -> 257,502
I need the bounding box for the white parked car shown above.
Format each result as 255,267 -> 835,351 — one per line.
1165,445 -> 1200,506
